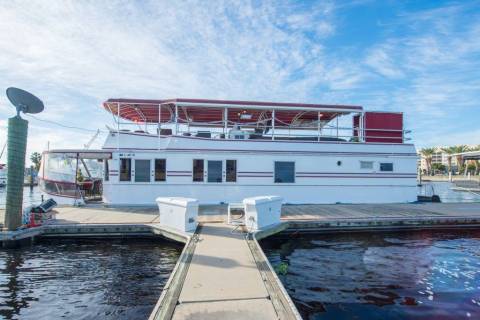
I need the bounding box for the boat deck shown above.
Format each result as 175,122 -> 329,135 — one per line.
2,202 -> 480,226
282,202 -> 480,220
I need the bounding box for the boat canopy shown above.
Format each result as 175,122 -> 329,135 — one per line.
103,98 -> 363,128
43,149 -> 112,159
453,150 -> 480,160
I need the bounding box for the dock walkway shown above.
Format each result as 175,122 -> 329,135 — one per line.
171,223 -> 278,320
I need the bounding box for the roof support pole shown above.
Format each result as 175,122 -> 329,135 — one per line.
158,104 -> 161,150
74,152 -> 79,206
317,112 -> 321,142
224,107 -> 228,136
117,103 -> 120,150
336,116 -> 339,139
362,112 -> 366,142
271,109 -> 275,140
359,112 -> 365,142
175,104 -> 179,135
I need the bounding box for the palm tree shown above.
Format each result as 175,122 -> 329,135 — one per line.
420,147 -> 437,175
451,145 -> 469,173
441,146 -> 456,174
471,145 -> 480,175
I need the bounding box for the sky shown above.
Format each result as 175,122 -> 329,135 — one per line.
0,0 -> 480,164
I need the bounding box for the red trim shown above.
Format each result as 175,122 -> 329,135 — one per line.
238,171 -> 273,174
40,189 -> 81,199
106,97 -> 362,109
39,177 -> 76,185
238,175 -> 273,178
296,172 -> 415,175
296,175 -> 415,178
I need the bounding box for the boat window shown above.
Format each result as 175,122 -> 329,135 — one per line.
135,160 -> 151,182
193,159 -> 204,182
208,160 -> 223,183
119,158 -> 131,181
226,160 -> 237,182
274,161 -> 295,183
104,160 -> 109,181
155,159 -> 166,182
360,161 -> 374,169
380,162 -> 394,172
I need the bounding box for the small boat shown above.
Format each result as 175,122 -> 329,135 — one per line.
0,164 -> 6,187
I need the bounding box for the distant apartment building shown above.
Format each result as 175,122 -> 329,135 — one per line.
418,147 -> 459,173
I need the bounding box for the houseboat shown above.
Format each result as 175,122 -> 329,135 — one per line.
38,98 -> 417,205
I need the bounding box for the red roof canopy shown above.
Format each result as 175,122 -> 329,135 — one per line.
103,98 -> 362,126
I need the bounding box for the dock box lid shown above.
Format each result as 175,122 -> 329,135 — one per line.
156,197 -> 199,207
243,195 -> 283,205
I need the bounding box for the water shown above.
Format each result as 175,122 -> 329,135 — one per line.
0,238 -> 182,320
419,182 -> 480,203
262,230 -> 480,320
0,187 -> 43,209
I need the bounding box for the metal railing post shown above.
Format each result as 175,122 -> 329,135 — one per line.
272,109 -> 275,140
117,102 -> 120,150
175,104 -> 179,135
317,112 -> 321,142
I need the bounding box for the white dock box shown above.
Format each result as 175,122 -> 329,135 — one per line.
243,196 -> 283,231
156,197 -> 199,232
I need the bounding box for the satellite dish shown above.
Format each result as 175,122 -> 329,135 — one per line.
6,87 -> 44,116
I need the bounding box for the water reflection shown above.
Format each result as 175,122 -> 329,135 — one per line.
0,239 -> 181,320
0,186 -> 43,209
262,230 -> 480,320
419,182 -> 480,203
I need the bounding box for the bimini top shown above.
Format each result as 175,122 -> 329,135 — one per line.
103,98 -> 363,126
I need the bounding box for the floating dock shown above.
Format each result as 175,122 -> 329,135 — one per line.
2,202 -> 480,319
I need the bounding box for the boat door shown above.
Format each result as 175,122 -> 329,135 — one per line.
207,160 -> 223,183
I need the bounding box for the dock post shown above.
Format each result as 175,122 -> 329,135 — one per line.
4,116 -> 28,231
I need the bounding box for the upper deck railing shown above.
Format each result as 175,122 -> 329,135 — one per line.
103,98 -> 410,144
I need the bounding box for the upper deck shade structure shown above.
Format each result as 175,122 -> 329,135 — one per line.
103,98 -> 363,128
453,150 -> 480,160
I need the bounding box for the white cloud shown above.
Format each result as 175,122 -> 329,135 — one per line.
365,45 -> 404,79
0,0 -> 350,164
0,0 -> 479,162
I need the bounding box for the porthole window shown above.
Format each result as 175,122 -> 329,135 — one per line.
337,160 -> 342,166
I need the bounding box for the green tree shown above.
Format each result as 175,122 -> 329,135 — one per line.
420,147 -> 437,175
440,146 -> 456,174
431,163 -> 446,173
30,152 -> 42,171
451,145 -> 469,173
469,145 -> 480,175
